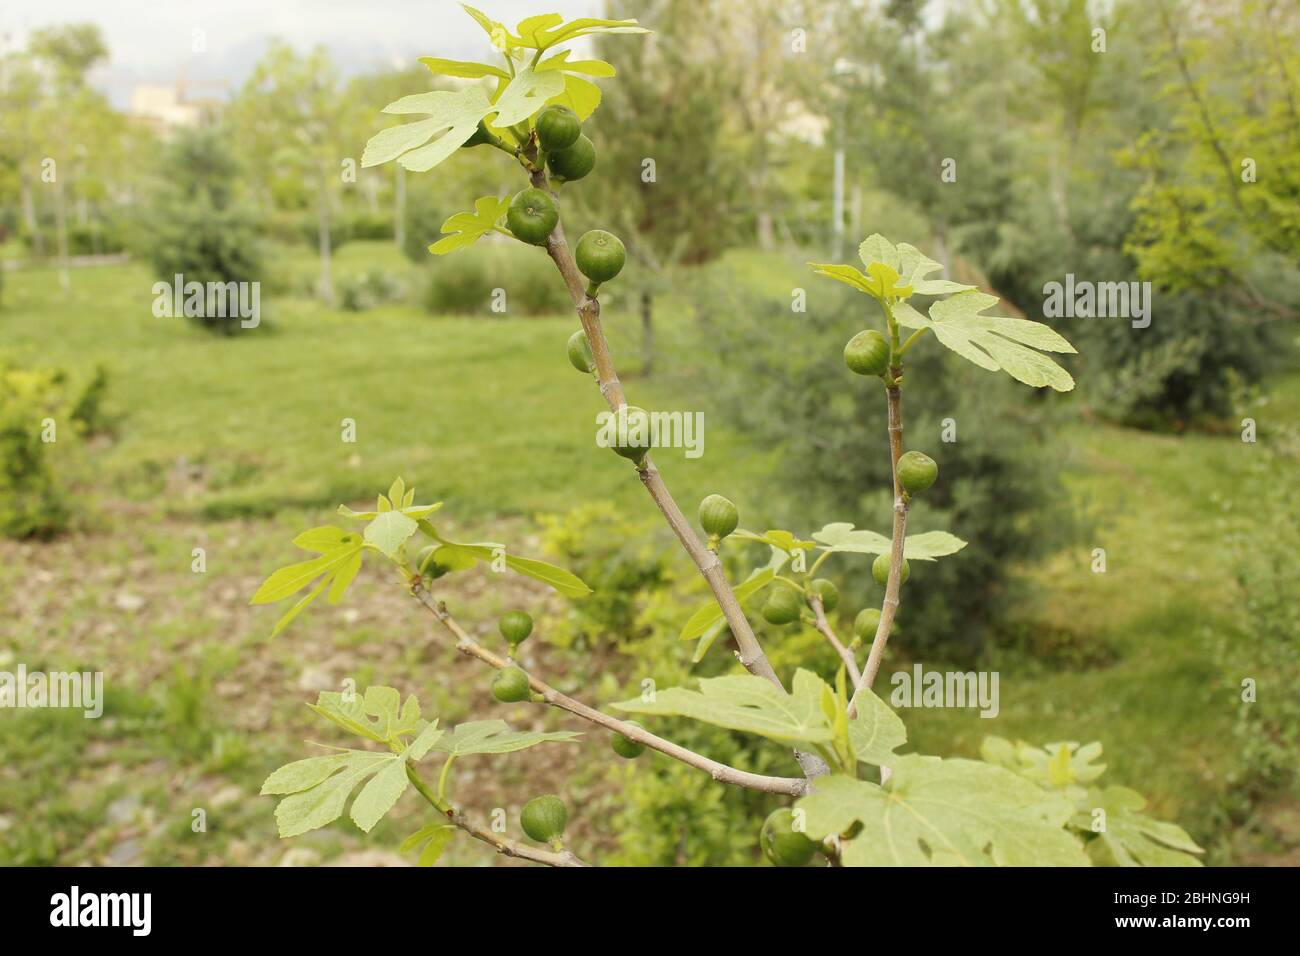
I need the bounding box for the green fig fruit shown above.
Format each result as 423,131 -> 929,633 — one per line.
611,720 -> 646,759
567,330 -> 595,373
853,607 -> 882,641
491,666 -> 532,703
415,544 -> 449,580
844,330 -> 891,376
872,552 -> 910,587
575,229 -> 626,285
535,105 -> 581,151
698,494 -> 739,540
760,808 -> 818,867
498,610 -> 534,647
608,404 -> 652,463
808,578 -> 840,612
520,794 -> 568,845
546,133 -> 595,182
761,583 -> 802,626
506,187 -> 559,245
897,450 -> 938,494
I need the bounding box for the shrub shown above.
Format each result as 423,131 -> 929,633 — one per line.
68,364 -> 115,436
67,219 -> 126,256
539,502 -> 675,650
1230,458 -> 1300,796
0,357 -> 77,538
423,244 -> 570,317
137,127 -> 265,336
966,182 -> 1289,430
345,211 -> 395,241
339,270 -> 407,312
402,189 -> 448,264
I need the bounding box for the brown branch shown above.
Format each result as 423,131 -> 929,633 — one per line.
405,764 -> 590,867
808,593 -> 860,686
530,164 -> 828,782
410,584 -> 810,796
849,380 -> 909,715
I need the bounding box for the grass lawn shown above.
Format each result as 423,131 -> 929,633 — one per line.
0,243 -> 766,522
1,243 -> 1294,865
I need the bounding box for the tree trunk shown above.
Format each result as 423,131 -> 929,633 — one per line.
641,288 -> 654,377
394,166 -> 406,251
20,175 -> 43,257
317,185 -> 333,304
754,157 -> 774,249
55,178 -> 70,293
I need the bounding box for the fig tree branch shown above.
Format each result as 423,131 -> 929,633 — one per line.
527,161 -> 828,782
410,582 -> 812,796
405,763 -> 590,868
808,593 -> 861,687
849,379 -> 909,716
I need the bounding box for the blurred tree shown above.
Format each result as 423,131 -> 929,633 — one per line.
345,66 -> 431,250
1123,0 -> 1300,321
26,24 -> 108,84
231,43 -> 368,304
1004,0 -> 1108,242
581,0 -> 747,373
0,51 -> 47,256
20,24 -> 113,290
140,127 -> 264,335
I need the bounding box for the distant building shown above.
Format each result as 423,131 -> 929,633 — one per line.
128,78 -> 225,133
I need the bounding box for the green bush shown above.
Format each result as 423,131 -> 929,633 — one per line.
964,179 -> 1290,430
1230,465 -> 1300,796
671,253 -> 1076,660
401,188 -> 448,264
539,502 -> 675,649
137,127 -> 265,336
67,219 -> 127,256
339,270 -> 407,312
68,363 -> 115,436
0,357 -> 78,538
423,244 -> 570,317
344,211 -> 395,242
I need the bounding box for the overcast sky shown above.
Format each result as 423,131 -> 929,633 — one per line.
0,0 -> 603,106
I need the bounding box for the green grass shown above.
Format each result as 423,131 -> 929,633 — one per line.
1,242 -> 1294,864
0,242 -> 766,521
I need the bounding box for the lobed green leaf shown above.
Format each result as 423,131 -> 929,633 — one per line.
894,292 -> 1077,391
430,719 -> 581,756
798,758 -> 1089,866
613,669 -> 834,748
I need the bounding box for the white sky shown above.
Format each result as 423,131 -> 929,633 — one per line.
0,0 -> 602,105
